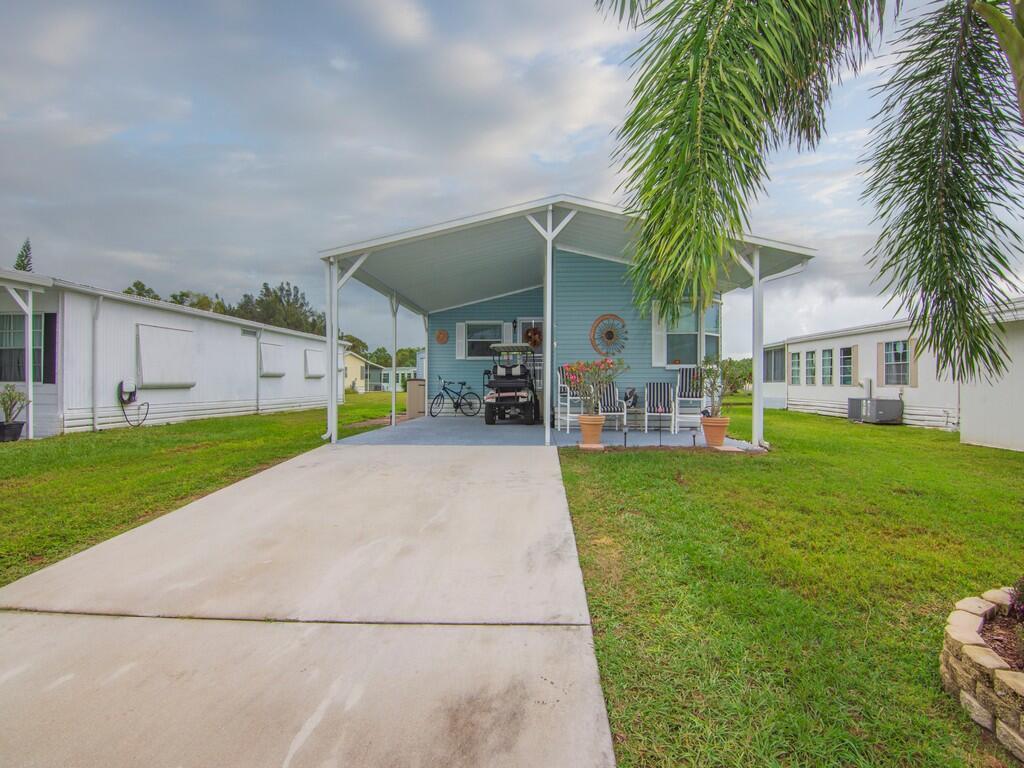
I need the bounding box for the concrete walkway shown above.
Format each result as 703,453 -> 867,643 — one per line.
0,445 -> 615,767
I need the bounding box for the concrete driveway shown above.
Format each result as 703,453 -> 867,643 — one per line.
0,445 -> 615,767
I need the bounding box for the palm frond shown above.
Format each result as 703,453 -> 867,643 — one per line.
865,0 -> 1024,380
609,0 -> 887,322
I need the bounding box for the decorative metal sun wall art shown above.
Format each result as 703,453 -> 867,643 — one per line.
590,313 -> 627,356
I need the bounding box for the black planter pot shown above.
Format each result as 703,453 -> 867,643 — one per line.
0,422 -> 24,442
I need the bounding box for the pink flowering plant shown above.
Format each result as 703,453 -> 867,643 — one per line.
563,358 -> 628,414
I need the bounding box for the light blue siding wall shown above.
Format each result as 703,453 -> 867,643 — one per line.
552,250 -> 676,394
426,288 -> 542,399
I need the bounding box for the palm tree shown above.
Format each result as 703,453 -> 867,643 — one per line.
600,0 -> 1024,380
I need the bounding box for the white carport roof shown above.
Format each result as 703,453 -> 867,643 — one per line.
318,194 -> 815,315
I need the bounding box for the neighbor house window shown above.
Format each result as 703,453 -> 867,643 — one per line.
805,351 -> 816,385
763,347 -> 786,383
839,347 -> 853,385
0,314 -> 43,383
466,321 -> 502,358
884,340 -> 910,385
666,306 -> 699,366
821,349 -> 833,385
790,352 -> 800,385
703,303 -> 721,361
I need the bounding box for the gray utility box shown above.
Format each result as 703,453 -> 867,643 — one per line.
848,398 -> 904,424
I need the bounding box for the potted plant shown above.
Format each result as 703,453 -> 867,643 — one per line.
699,357 -> 730,447
563,358 -> 628,451
0,384 -> 29,442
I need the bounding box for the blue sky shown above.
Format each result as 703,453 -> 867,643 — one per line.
2,1 -> 1018,354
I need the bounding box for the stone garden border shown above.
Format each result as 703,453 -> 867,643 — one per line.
940,587 -> 1024,763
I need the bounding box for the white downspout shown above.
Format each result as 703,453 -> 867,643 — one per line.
92,295 -> 103,432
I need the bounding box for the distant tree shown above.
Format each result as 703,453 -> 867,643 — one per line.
342,333 -> 369,357
396,347 -> 421,367
229,282 -> 321,334
168,290 -> 229,313
123,280 -> 162,300
720,357 -> 753,396
13,239 -> 32,272
367,346 -> 393,368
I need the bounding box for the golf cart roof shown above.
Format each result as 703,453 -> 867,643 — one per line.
490,343 -> 534,354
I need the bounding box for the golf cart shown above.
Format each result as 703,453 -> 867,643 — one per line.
483,343 -> 540,425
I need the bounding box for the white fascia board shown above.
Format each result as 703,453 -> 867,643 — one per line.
53,279 -> 342,345
0,269 -> 54,290
784,317 -> 913,346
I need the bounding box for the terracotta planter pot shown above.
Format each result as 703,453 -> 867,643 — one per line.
701,416 -> 729,447
578,414 -> 606,451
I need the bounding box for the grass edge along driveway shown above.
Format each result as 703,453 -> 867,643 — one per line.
0,392 -> 403,587
563,403 -> 1024,767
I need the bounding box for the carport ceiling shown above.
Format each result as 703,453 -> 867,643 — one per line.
319,194 -> 815,315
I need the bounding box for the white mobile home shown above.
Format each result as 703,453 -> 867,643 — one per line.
764,297 -> 1024,451
1,269 -> 347,439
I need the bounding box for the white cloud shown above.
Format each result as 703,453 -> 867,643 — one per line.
29,10 -> 97,67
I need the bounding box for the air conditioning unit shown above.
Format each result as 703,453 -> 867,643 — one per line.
847,397 -> 904,424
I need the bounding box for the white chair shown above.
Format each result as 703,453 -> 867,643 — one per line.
597,382 -> 628,431
557,365 -> 583,433
673,367 -> 703,435
643,381 -> 675,433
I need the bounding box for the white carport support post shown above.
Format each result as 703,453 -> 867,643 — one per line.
324,252 -> 369,443
750,247 -> 764,448
421,314 -> 429,396
4,285 -> 33,439
324,258 -> 338,443
526,205 -> 576,447
738,247 -> 765,447
390,293 -> 399,427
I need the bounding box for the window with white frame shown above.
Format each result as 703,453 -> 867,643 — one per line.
790,352 -> 800,385
763,347 -> 786,383
0,313 -> 42,383
839,347 -> 853,385
805,350 -> 816,385
703,303 -> 721,361
821,349 -> 833,385
884,340 -> 910,385
666,305 -> 699,366
466,321 -> 502,358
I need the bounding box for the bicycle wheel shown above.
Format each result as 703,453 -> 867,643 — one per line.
458,392 -> 482,416
429,391 -> 446,417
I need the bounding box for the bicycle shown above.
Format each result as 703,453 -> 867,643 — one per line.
429,377 -> 482,417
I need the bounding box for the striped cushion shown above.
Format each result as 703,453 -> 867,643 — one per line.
598,383 -> 621,412
677,367 -> 702,399
645,382 -> 673,413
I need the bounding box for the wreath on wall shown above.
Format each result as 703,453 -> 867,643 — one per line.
524,326 -> 543,349
435,329 -> 449,344
590,314 -> 627,356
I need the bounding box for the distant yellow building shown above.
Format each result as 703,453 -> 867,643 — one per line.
343,351 -> 384,393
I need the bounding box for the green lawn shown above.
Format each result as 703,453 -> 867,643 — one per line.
0,392 -> 402,587
562,402 -> 1024,767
